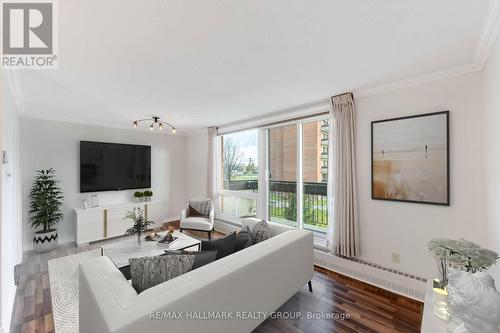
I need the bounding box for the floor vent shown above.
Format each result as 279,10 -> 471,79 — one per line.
314,250 -> 426,301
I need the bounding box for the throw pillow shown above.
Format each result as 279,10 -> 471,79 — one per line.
129,255 -> 194,293
251,220 -> 271,244
187,200 -> 211,218
201,231 -> 236,259
235,225 -> 253,252
119,265 -> 132,281
188,205 -> 204,217
163,250 -> 218,270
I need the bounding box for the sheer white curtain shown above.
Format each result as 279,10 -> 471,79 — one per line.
327,93 -> 359,257
207,127 -> 217,199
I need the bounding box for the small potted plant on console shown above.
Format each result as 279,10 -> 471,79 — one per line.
144,190 -> 153,202
28,169 -> 64,252
133,191 -> 144,203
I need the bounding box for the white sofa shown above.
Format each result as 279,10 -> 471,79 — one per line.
79,218 -> 314,333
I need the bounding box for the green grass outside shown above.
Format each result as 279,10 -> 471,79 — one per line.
269,192 -> 328,229
232,174 -> 258,181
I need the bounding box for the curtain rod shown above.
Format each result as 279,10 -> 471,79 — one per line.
217,110 -> 330,136
331,91 -> 354,99
255,111 -> 330,129
216,91 -> 353,135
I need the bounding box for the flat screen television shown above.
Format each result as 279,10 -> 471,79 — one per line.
80,141 -> 151,193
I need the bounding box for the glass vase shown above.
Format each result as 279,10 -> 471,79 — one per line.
436,258 -> 449,287
137,230 -> 142,246
432,279 -> 450,320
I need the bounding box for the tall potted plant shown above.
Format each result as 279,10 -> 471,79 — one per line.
28,169 -> 64,252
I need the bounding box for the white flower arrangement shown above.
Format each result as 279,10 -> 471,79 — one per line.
428,238 -> 498,276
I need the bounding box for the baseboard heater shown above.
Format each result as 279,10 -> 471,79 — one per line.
314,249 -> 426,301
215,219 -> 427,301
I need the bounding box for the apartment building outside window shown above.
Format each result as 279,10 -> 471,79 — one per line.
216,116 -> 331,238
268,117 -> 330,234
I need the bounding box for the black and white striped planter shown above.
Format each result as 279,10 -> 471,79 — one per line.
33,229 -> 58,252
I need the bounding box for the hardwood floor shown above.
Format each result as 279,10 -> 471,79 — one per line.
10,224 -> 422,333
254,267 -> 423,333
11,243 -> 93,333
9,223 -> 222,333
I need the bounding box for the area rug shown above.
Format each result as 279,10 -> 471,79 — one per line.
48,249 -> 101,333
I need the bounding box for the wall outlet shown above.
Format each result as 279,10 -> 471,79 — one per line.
391,253 -> 400,264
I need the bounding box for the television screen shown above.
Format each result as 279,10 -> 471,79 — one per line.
80,141 -> 151,193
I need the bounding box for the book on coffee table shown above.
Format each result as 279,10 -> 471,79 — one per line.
158,236 -> 178,244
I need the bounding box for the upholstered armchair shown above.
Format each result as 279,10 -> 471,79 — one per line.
180,198 -> 215,240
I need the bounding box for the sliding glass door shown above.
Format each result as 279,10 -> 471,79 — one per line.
215,116 -> 331,239
268,124 -> 298,227
302,119 -> 329,234
267,117 -> 330,236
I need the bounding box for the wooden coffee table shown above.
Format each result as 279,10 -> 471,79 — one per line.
101,230 -> 201,269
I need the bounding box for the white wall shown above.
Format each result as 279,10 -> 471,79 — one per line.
186,131 -> 208,199
0,80 -> 22,333
189,71 -> 490,280
356,71 -> 487,278
20,118 -> 188,250
483,33 -> 500,282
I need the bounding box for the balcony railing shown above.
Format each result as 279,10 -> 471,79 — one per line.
224,179 -> 328,232
223,179 -> 258,192
269,181 -> 328,232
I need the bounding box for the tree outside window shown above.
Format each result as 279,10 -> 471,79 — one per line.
219,129 -> 259,219
221,130 -> 258,192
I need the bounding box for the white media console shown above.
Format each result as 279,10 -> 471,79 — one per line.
74,201 -> 169,246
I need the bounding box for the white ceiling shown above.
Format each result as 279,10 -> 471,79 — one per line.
10,0 -> 495,134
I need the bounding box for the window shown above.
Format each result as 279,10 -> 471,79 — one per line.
217,129 -> 258,221
302,119 -> 329,234
268,124 -> 298,227
266,117 -> 331,236
215,116 -> 332,240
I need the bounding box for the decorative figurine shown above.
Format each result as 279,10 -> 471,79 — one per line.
447,268 -> 500,333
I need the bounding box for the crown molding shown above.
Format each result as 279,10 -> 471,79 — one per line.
217,98 -> 330,134
217,62 -> 479,132
473,0 -> 500,70
4,70 -> 24,114
355,63 -> 480,98
19,112 -> 188,136
11,2 -> 500,135
17,61 -> 481,137
186,128 -> 209,137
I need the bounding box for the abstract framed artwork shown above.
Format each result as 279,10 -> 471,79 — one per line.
371,111 -> 449,206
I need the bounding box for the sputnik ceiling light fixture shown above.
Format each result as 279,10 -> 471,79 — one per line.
132,116 -> 176,133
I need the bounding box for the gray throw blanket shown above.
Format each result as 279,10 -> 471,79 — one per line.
188,200 -> 212,217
